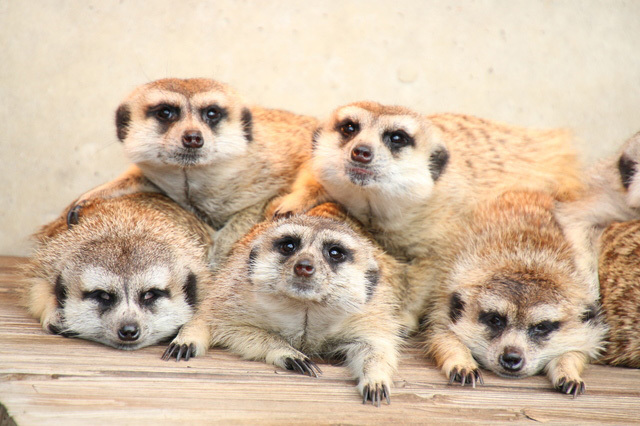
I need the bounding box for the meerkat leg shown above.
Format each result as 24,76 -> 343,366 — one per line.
269,163 -> 331,218
428,329 -> 484,387
213,325 -> 322,377
67,165 -> 161,227
162,315 -> 212,361
338,338 -> 398,406
545,351 -> 588,397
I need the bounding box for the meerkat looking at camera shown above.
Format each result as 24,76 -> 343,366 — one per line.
596,219 -> 640,368
556,131 -> 640,298
24,193 -> 214,350
427,191 -> 607,397
162,203 -> 408,406
69,78 -> 317,265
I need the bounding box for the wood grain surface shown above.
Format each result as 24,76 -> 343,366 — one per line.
1,256 -> 639,425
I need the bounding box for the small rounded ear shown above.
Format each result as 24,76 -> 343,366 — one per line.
429,145 -> 450,181
618,153 -> 637,190
115,104 -> 131,142
311,127 -> 323,151
241,108 -> 253,142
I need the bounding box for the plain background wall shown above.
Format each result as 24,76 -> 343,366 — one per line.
1,0 -> 639,256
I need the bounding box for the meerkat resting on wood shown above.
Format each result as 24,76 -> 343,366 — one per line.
68,78 -> 317,266
270,101 -> 583,331
556,131 -> 640,299
162,203 -> 408,406
24,193 -> 214,350
597,219 -> 640,368
427,191 -> 607,397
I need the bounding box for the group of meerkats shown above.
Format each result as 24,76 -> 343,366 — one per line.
23,78 -> 640,406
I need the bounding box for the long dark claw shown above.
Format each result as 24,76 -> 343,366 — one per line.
477,370 -> 484,385
460,369 -> 467,386
162,343 -> 178,361
449,367 -> 483,388
382,384 -> 391,405
362,385 -> 369,404
284,357 -> 321,377
375,385 -> 381,407
176,344 -> 186,361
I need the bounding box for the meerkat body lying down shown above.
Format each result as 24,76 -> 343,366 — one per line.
163,203 -> 408,406
427,191 -> 607,397
597,219 -> 640,368
68,78 -> 317,266
24,192 -> 214,350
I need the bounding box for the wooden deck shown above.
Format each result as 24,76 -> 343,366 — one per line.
1,256 -> 639,425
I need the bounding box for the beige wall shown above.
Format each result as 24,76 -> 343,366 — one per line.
1,0 -> 639,256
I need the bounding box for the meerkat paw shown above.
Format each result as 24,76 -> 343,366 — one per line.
546,351 -> 588,398
161,319 -> 211,361
360,380 -> 392,407
271,193 -> 312,218
282,356 -> 323,377
448,367 -> 484,388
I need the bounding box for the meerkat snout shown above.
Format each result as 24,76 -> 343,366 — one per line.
499,346 -> 525,373
293,258 -> 315,278
351,144 -> 374,164
182,129 -> 204,149
117,322 -> 141,342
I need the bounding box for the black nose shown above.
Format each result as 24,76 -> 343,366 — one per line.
351,144 -> 373,164
294,259 -> 315,277
182,130 -> 204,148
118,323 -> 140,341
499,347 -> 524,372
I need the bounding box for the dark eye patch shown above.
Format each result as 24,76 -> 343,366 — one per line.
82,289 -> 117,314
322,241 -> 353,265
200,104 -> 228,132
273,235 -> 301,257
382,129 -> 414,153
139,288 -> 170,307
528,320 -> 560,342
335,119 -> 360,142
147,104 -> 181,123
478,310 -> 508,339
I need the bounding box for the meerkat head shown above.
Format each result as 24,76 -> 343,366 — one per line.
311,101 -> 449,214
447,260 -> 607,379
617,131 -> 640,208
246,216 -> 380,309
115,78 -> 253,167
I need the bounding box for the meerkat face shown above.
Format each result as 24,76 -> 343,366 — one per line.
115,78 -> 253,167
54,242 -> 199,350
247,217 -> 380,309
448,275 -> 605,379
311,101 -> 449,210
618,131 -> 640,208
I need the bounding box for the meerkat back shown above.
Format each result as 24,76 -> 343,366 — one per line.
24,192 -> 214,350
598,219 -> 640,367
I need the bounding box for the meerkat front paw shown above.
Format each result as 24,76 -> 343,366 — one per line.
283,356 -> 323,377
162,342 -> 198,361
448,367 -> 484,387
161,317 -> 211,362
546,351 -> 588,398
271,193 -> 313,218
555,377 -> 586,398
361,381 -> 391,407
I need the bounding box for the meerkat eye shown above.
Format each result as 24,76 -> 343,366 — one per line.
150,104 -> 180,123
83,290 -> 116,307
479,311 -> 507,332
384,130 -> 414,151
202,105 -> 223,123
140,288 -> 170,306
528,320 -> 560,339
274,236 -> 300,256
323,243 -> 352,264
337,120 -> 360,139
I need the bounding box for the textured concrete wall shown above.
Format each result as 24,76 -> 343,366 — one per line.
1,0 -> 639,255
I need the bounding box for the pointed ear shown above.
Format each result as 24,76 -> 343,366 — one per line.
429,145 -> 449,181
618,153 -> 637,190
115,104 -> 131,142
241,108 -> 253,142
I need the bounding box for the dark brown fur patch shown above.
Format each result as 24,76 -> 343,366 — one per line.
241,107 -> 253,142
54,274 -> 67,308
183,272 -> 198,307
429,147 -> 449,181
618,154 -> 637,190
115,104 -> 131,142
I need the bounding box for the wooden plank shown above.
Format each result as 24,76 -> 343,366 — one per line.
1,257 -> 639,425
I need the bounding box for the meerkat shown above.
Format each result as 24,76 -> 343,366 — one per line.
68,78 -> 317,266
270,102 -> 583,328
162,203 -> 408,406
426,191 -> 607,397
556,131 -> 640,298
596,219 -> 640,367
23,192 -> 215,350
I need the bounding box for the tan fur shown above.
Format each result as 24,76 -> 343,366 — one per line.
273,102 -> 583,327
597,219 -> 640,367
23,193 -> 214,350
556,131 -> 640,299
426,191 -> 607,396
71,78 -> 317,267
163,203 -> 407,405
